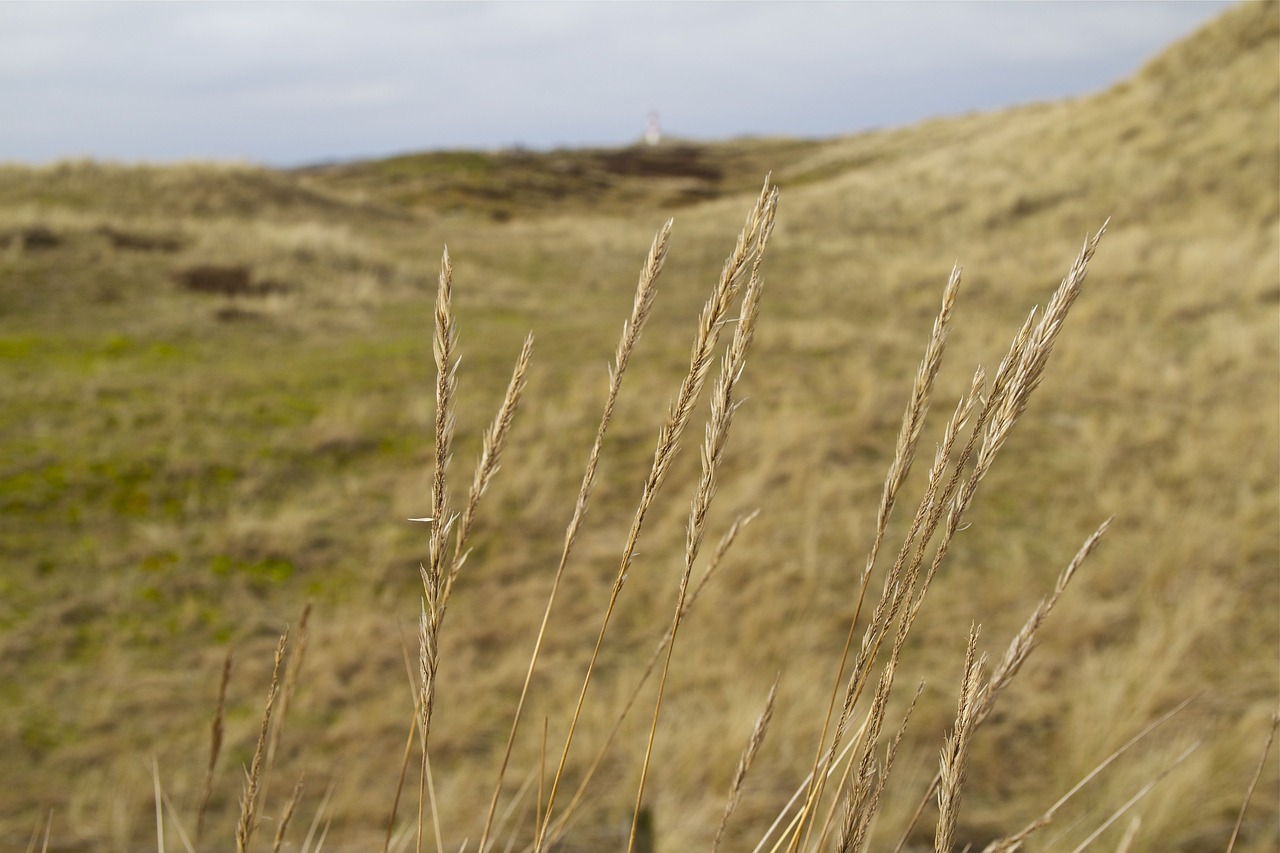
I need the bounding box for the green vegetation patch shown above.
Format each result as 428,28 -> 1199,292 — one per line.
210,553 -> 296,585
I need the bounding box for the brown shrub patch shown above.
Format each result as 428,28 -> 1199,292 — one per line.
174,265 -> 290,297
98,226 -> 185,253
1,226 -> 63,251
600,144 -> 723,181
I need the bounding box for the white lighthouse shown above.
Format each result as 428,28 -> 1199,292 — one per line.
644,111 -> 662,146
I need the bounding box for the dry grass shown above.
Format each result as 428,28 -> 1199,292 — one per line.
0,3 -> 1275,851
199,180 -> 1130,853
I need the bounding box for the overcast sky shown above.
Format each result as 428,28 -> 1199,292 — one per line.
0,1 -> 1234,168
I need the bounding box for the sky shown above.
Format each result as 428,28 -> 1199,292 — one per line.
0,1 -> 1235,168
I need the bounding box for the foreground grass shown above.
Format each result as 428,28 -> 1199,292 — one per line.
0,4 -> 1276,850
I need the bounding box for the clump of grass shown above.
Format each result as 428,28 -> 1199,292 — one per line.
185,178 -> 1265,853
388,178 -> 1122,852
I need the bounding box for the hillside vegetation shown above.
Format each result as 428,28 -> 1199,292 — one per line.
0,3 -> 1276,851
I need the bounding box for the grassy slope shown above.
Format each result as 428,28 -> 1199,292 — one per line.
0,2 -> 1275,850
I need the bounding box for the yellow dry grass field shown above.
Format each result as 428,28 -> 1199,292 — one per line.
0,4 -> 1276,851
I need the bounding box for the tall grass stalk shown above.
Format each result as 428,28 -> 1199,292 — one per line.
711,678 -> 779,853
418,247 -> 458,758
196,649 -> 233,849
629,190 -> 777,853
792,265 -> 965,850
534,179 -> 779,853
152,757 -> 166,853
1226,712 -> 1280,853
236,631 -> 288,853
477,218 -> 671,853
416,245 -> 533,851
934,626 -> 985,853
979,694 -> 1196,853
270,775 -> 305,853
784,225 -> 1107,853
1066,742 -> 1199,853
261,602 -> 310,814
544,510 -> 759,849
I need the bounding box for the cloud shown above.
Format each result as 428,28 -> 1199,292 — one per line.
0,1 -> 1233,165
